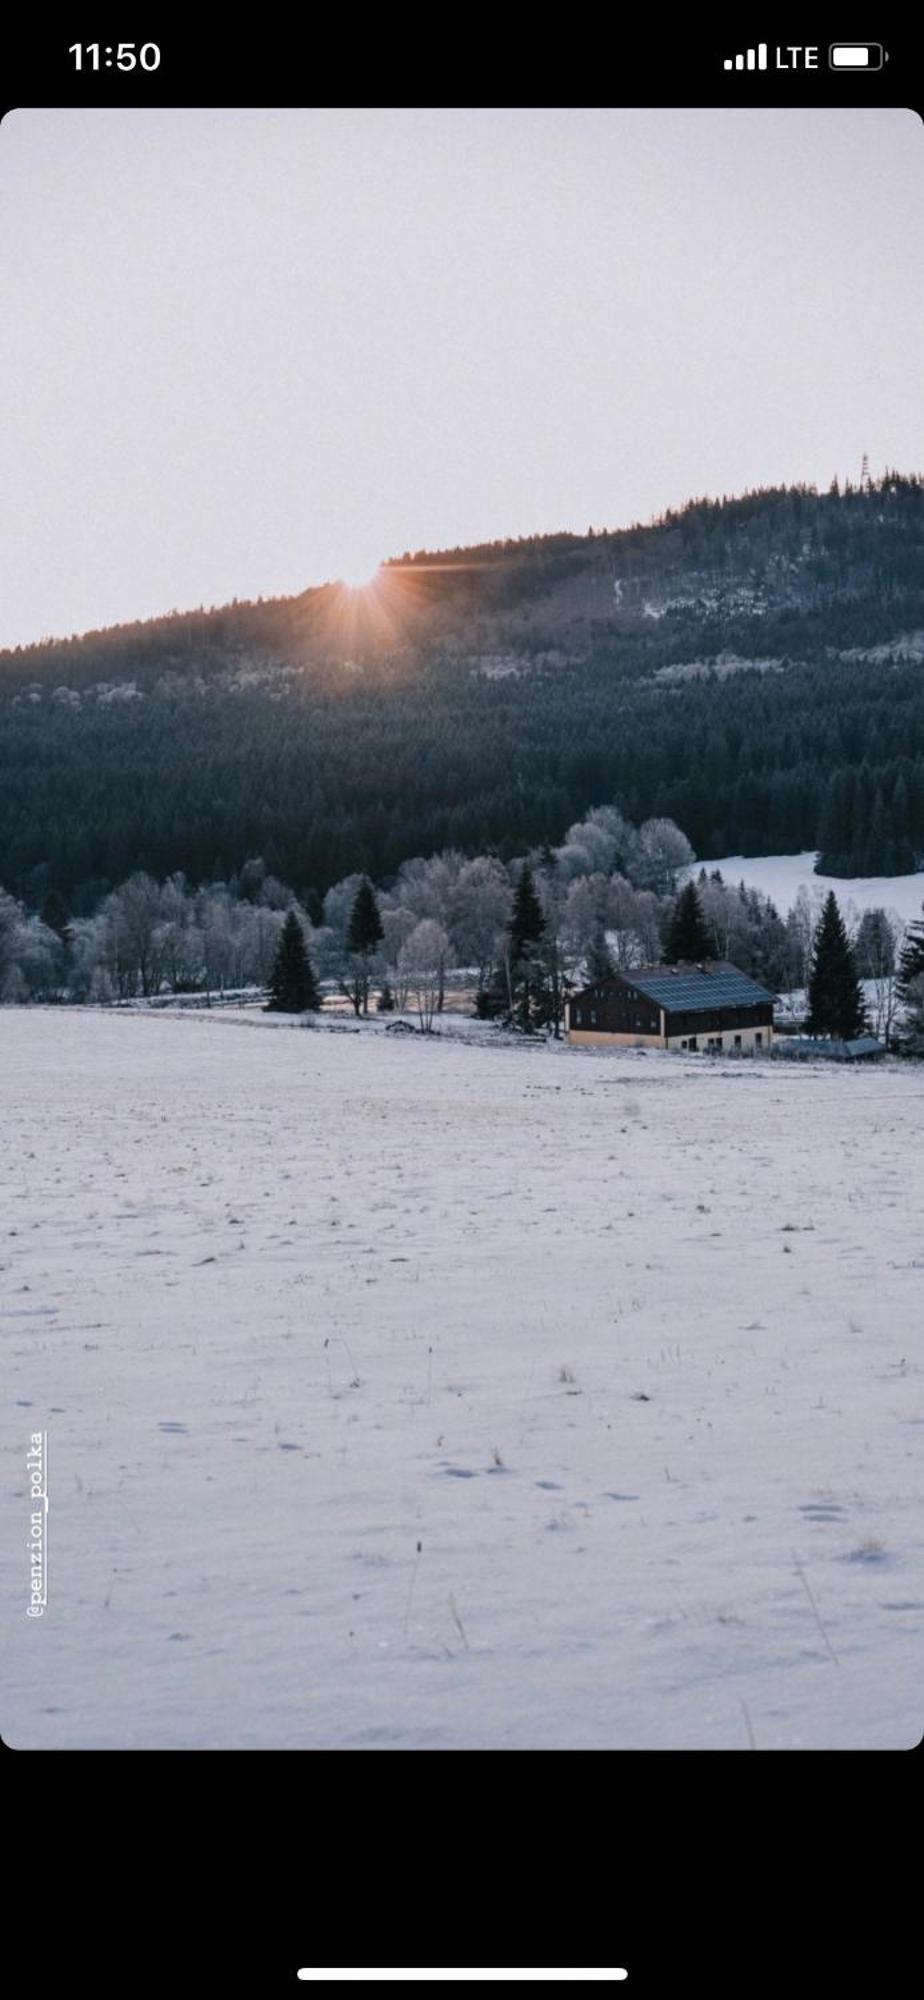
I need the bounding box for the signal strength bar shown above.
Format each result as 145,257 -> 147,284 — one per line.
723,44 -> 768,69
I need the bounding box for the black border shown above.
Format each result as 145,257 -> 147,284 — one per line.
0,21 -> 922,109
2,25 -> 922,1994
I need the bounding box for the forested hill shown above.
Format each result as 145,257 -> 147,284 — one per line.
2,475 -> 923,913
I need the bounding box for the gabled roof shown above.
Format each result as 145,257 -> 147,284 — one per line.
579,961 -> 776,1011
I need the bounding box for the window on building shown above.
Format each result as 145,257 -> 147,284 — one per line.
755,1032 -> 762,1047
590,1010 -> 597,1025
734,1034 -> 742,1048
575,1008 -> 582,1025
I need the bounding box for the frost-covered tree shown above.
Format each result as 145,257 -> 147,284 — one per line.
554,804 -> 639,882
2,961 -> 28,1004
322,873 -> 365,942
896,902 -> 924,1000
379,905 -> 418,1009
398,918 -> 450,1032
563,873 -> 607,962
783,883 -> 826,998
853,906 -> 902,1041
633,819 -> 695,896
155,873 -> 200,992
896,903 -> 924,1048
197,889 -> 237,1000
695,876 -> 787,989
238,902 -> 287,987
392,853 -> 465,1010
0,887 -> 21,995
608,878 -> 663,967
100,872 -> 164,997
13,917 -> 65,1000
854,907 -> 898,980
394,850 -> 464,925
533,852 -> 569,1037
448,856 -> 512,990
901,972 -> 924,1049
66,914 -> 107,1001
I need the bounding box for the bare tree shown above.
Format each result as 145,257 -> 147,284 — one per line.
398,919 -> 451,1032
633,818 -> 696,896
606,877 -> 663,966
554,804 -> 640,881
380,905 -> 418,1009
393,853 -> 464,1010
11,917 -> 65,1000
101,872 -> 164,997
0,887 -> 22,996
855,907 -> 903,1042
448,856 -> 512,992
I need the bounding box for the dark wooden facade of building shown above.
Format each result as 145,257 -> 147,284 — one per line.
566,961 -> 775,1052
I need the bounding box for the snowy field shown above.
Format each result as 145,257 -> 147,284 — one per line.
3,1006 -> 923,1749
687,850 -> 924,923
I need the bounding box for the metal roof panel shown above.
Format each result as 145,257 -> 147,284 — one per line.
626,962 -> 775,1010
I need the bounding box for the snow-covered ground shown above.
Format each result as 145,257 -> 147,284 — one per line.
3,1006 -> 923,1749
687,850 -> 924,923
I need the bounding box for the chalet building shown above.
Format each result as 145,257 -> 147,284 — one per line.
565,961 -> 775,1053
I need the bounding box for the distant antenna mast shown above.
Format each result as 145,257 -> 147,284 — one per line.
860,452 -> 870,487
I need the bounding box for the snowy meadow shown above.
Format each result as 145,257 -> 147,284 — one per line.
3,1005 -> 923,1748
686,849 -> 924,924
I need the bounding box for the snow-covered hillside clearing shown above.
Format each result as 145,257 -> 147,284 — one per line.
3,1006 -> 922,1748
686,851 -> 923,923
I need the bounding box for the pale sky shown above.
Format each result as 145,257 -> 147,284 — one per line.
1,106 -> 920,649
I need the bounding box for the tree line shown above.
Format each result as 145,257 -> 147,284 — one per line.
4,802 -> 921,1047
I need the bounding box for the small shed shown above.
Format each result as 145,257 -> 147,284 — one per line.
773,1034 -> 886,1062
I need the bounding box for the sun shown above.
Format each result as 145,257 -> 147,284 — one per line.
338,560 -> 382,592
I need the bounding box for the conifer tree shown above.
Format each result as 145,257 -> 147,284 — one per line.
507,861 -> 545,963
505,862 -> 546,1030
586,917 -> 615,982
41,888 -> 71,944
345,876 -> 384,1015
663,881 -> 712,964
265,910 -> 321,1012
805,891 -> 867,1039
896,904 -> 924,1000
896,904 -> 924,1024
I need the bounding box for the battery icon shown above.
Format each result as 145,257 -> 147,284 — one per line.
829,44 -> 885,68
